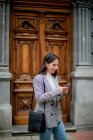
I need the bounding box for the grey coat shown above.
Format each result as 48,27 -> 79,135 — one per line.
33,74 -> 63,128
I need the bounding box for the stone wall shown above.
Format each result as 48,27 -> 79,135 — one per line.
0,0 -> 12,135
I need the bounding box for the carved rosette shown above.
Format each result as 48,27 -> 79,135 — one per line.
38,12 -> 45,23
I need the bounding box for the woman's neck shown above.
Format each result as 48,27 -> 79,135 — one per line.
46,72 -> 51,76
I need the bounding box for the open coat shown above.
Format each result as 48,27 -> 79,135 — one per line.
33,74 -> 63,128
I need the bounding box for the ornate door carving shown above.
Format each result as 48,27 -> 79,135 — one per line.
10,11 -> 72,124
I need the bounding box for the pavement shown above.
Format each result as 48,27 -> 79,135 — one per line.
0,133 -> 74,140
68,129 -> 93,140
0,124 -> 93,140
0,130 -> 93,140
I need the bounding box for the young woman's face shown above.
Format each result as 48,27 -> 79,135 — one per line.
46,59 -> 59,74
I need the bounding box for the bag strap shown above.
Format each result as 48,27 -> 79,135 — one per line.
43,81 -> 45,111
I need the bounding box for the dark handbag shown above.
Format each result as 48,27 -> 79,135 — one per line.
28,82 -> 46,133
28,111 -> 46,133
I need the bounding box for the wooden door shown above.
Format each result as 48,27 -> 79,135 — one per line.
10,10 -> 72,125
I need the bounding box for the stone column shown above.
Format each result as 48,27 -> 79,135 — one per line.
70,0 -> 93,128
0,0 -> 12,135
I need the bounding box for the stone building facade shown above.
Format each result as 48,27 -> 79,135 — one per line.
0,0 -> 93,134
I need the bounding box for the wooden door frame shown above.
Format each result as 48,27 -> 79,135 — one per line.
10,1 -> 73,124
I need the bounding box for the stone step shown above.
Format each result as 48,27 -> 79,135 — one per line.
12,123 -> 76,136
65,123 -> 76,132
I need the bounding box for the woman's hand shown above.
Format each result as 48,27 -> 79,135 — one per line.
58,86 -> 69,94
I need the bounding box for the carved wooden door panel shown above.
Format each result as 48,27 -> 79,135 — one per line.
10,11 -> 72,124
40,13 -> 72,123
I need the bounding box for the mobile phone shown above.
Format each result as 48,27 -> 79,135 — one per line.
64,83 -> 70,87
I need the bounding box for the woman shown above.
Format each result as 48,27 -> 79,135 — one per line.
33,53 -> 68,140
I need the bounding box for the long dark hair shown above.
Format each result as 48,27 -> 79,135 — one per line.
38,53 -> 59,76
